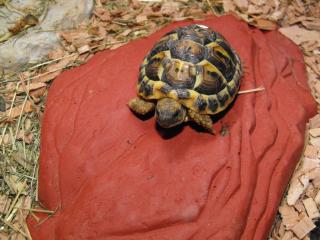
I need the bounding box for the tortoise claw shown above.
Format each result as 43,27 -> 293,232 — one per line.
128,97 -> 155,115
187,109 -> 215,134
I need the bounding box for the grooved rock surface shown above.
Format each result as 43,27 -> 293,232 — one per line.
28,15 -> 316,239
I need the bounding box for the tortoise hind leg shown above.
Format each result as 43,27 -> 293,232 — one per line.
128,97 -> 155,115
187,109 -> 215,134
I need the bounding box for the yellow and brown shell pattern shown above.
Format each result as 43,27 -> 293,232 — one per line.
137,24 -> 243,115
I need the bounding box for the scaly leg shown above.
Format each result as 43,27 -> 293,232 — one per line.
128,97 -> 155,115
187,109 -> 215,134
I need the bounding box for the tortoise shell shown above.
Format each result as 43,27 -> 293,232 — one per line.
137,24 -> 243,115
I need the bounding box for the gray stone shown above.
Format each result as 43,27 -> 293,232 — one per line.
0,31 -> 60,70
40,0 -> 94,31
10,0 -> 44,15
0,0 -> 44,36
0,0 -> 94,70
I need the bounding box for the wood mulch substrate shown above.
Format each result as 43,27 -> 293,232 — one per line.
0,0 -> 319,239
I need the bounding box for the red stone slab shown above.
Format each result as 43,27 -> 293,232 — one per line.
27,15 -> 316,239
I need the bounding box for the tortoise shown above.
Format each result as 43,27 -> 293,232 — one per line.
128,24 -> 243,133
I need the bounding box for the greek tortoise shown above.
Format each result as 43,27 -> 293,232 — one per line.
129,24 -> 243,133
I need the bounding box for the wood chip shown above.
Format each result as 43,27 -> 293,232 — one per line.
310,136 -> 320,147
17,82 -> 47,94
160,1 -> 180,15
282,230 -> 294,240
247,4 -> 263,14
302,198 -> 320,219
132,0 -> 141,9
302,19 -> 320,31
304,145 -> 318,158
33,54 -> 78,83
233,0 -> 248,11
314,190 -> 320,205
16,130 -> 34,144
121,29 -> 132,37
77,45 -> 91,54
313,81 -> 320,97
30,87 -> 47,100
309,114 -> 320,128
270,3 -> 286,22
0,195 -> 11,215
0,101 -> 34,119
3,175 -> 26,195
110,42 -> 127,50
24,118 -> 31,131
294,201 -> 306,213
291,217 -> 316,239
302,157 -> 320,171
305,56 -> 320,76
47,48 -> 65,60
32,71 -> 61,83
136,15 -> 148,23
287,175 -> 310,206
0,232 -> 9,239
20,196 -> 32,218
279,204 -> 300,229
307,169 -> 320,187
12,152 -> 33,171
310,128 -> 320,137
223,0 -> 236,13
2,133 -> 11,145
88,25 -> 106,38
95,8 -> 111,22
279,25 -> 320,45
60,31 -> 91,45
278,221 -> 286,237
313,175 -> 320,189
250,18 -> 278,30
305,183 -> 318,199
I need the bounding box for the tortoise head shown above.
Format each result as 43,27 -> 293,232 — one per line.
155,98 -> 187,128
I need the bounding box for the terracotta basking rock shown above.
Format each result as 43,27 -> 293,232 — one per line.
28,15 -> 316,239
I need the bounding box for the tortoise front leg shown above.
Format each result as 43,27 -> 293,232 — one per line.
187,109 -> 215,134
128,97 -> 155,115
